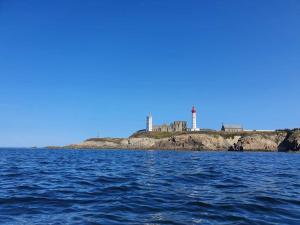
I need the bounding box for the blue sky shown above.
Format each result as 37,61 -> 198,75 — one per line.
0,0 -> 299,147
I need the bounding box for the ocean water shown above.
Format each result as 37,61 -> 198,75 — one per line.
0,149 -> 300,225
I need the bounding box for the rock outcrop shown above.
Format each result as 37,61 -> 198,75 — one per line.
154,133 -> 241,150
63,130 -> 300,151
278,131 -> 300,151
229,133 -> 286,151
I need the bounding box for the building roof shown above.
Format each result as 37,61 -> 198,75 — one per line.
222,124 -> 243,129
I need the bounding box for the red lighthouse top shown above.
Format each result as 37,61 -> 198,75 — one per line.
192,106 -> 196,113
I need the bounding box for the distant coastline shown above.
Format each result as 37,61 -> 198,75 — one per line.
48,129 -> 300,152
47,106 -> 300,152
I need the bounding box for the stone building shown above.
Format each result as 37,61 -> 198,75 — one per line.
221,124 -> 243,132
153,124 -> 172,132
152,121 -> 187,132
172,121 -> 187,132
145,109 -> 194,133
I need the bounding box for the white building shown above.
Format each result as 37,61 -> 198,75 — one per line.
191,106 -> 200,131
146,113 -> 153,132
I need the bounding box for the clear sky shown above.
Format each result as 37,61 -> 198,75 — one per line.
0,0 -> 299,147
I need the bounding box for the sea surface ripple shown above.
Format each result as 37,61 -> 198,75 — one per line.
0,148 -> 300,224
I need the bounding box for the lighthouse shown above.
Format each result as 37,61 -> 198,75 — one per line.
146,113 -> 153,132
191,106 -> 200,131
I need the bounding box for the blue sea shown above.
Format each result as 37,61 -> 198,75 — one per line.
0,148 -> 300,225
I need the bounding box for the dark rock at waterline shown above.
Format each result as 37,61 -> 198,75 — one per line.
278,131 -> 300,152
228,143 -> 243,151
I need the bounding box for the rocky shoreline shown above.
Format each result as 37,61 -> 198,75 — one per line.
57,130 -> 300,152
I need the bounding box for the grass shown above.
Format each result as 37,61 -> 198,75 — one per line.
85,137 -> 124,143
130,131 -> 180,139
130,130 -> 284,139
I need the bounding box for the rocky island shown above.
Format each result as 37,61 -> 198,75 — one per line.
55,106 -> 300,152
61,129 -> 300,152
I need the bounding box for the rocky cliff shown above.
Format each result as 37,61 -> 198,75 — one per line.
65,130 -> 300,151
278,130 -> 300,151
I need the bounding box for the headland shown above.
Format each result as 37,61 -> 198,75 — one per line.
49,106 -> 300,152
60,129 -> 300,152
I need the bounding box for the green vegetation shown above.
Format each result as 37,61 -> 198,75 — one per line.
85,138 -> 124,143
130,131 -> 181,139
130,130 -> 282,139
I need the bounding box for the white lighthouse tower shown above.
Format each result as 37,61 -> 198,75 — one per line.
146,113 -> 153,132
191,106 -> 200,131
